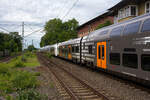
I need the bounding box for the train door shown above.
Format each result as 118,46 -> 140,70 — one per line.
97,41 -> 107,69
68,45 -> 72,60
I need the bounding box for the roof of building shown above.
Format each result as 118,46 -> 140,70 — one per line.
77,11 -> 113,30
109,0 -> 144,11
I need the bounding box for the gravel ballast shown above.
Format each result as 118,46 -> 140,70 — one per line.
51,57 -> 150,100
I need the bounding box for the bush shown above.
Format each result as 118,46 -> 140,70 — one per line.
14,61 -> 25,68
0,81 -> 14,94
33,72 -> 41,76
21,56 -> 27,62
25,52 -> 34,58
0,66 -> 9,75
96,20 -> 112,30
16,89 -> 48,100
46,53 -> 52,59
11,71 -> 39,90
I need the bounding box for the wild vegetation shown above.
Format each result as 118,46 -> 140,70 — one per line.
0,52 -> 47,100
96,20 -> 112,30
40,18 -> 79,47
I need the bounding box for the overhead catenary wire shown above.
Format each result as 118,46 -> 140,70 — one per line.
56,0 -> 70,18
0,26 -> 10,33
61,0 -> 79,20
24,28 -> 44,38
24,24 -> 34,32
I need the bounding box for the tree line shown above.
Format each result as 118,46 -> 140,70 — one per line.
0,32 -> 22,56
40,18 -> 79,47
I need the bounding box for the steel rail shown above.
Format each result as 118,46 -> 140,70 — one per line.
38,53 -> 110,100
38,53 -> 79,100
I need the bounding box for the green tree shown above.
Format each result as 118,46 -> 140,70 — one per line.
0,32 -> 22,55
96,20 -> 112,30
40,18 -> 79,47
28,45 -> 37,51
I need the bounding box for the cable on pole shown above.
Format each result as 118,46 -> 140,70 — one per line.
24,28 -> 43,38
0,26 -> 10,33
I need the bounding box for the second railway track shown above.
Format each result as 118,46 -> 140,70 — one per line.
38,53 -> 110,100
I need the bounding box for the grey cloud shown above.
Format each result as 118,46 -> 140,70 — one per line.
0,0 -> 121,48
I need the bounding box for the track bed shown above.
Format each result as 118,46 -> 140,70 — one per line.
38,53 -> 109,100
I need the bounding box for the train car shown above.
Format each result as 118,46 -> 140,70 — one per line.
83,13 -> 150,85
40,44 -> 59,56
58,38 -> 82,61
40,45 -> 51,52
56,13 -> 150,85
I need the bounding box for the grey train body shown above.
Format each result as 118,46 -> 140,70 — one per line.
41,13 -> 150,86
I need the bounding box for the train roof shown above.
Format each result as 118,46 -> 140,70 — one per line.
84,13 -> 150,42
59,37 -> 82,46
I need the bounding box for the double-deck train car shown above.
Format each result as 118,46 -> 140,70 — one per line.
41,13 -> 150,85
40,44 -> 59,56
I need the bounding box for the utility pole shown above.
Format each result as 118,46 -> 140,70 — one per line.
32,40 -> 33,46
22,22 -> 25,61
22,22 -> 24,51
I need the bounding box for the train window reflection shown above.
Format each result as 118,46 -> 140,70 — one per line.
76,46 -> 79,53
98,46 -> 101,59
88,45 -> 93,54
110,53 -> 120,65
99,30 -> 108,35
72,46 -> 75,53
110,26 -> 124,37
123,54 -> 138,69
142,18 -> 150,32
123,21 -> 141,35
141,54 -> 150,72
102,46 -> 104,60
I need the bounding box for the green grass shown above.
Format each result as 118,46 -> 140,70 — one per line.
0,52 -> 40,68
0,68 -> 39,96
0,52 -> 46,100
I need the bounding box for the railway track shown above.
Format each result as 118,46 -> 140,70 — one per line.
0,53 -> 21,63
38,53 -> 110,100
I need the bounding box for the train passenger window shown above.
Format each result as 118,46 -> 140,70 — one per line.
83,43 -> 85,49
98,46 -> 101,59
102,46 -> 104,60
124,48 -> 136,52
110,53 -> 120,65
76,46 -> 79,53
123,21 -> 141,35
72,46 -> 75,53
100,30 -> 108,35
110,26 -> 124,37
141,54 -> 150,72
88,45 -> 93,54
142,18 -> 150,32
123,54 -> 138,69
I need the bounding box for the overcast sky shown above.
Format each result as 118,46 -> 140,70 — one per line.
0,0 -> 121,48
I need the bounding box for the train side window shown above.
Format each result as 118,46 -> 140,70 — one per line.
110,26 -> 124,37
100,30 -> 108,35
88,45 -> 93,54
83,43 -> 85,49
102,46 -> 105,60
123,54 -> 138,69
110,53 -> 120,65
141,54 -> 150,72
142,18 -> 150,32
72,46 -> 75,53
123,21 -> 141,35
76,46 -> 79,53
98,46 -> 101,59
